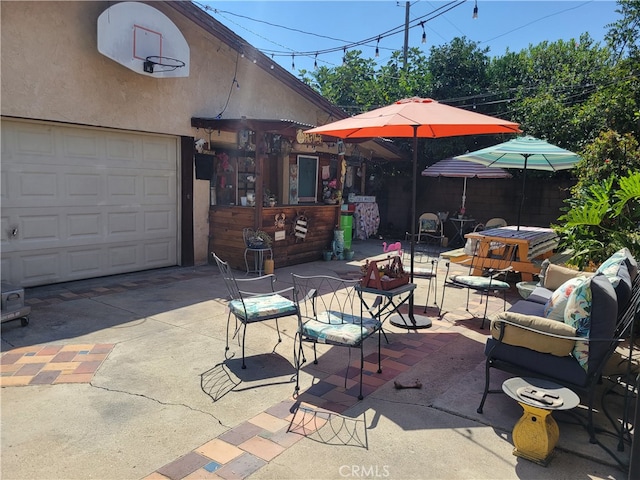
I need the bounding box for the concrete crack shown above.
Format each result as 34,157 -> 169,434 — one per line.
89,382 -> 231,429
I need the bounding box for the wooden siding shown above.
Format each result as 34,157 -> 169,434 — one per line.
209,205 -> 341,270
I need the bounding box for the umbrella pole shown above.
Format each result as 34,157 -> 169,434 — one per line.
517,155 -> 530,231
462,177 -> 467,209
410,131 -> 416,287
391,126 -> 431,329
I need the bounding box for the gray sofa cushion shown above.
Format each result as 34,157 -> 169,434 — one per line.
585,273 -> 618,374
508,299 -> 546,317
485,338 -> 588,387
527,286 -> 553,305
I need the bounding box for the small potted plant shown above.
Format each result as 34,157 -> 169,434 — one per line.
245,229 -> 272,248
264,190 -> 277,207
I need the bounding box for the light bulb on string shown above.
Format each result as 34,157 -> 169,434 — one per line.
420,22 -> 426,44
342,47 -> 346,65
473,0 -> 478,19
375,37 -> 380,57
291,54 -> 295,70
314,53 -> 318,69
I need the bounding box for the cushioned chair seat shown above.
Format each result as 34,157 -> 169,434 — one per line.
485,338 -> 588,387
451,275 -> 510,290
508,299 -> 546,316
229,294 -> 297,322
301,311 -> 381,346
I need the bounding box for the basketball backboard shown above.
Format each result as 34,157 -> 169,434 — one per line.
97,2 -> 190,78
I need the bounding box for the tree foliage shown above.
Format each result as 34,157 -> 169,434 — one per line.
299,1 -> 640,265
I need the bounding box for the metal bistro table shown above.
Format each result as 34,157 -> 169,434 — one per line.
356,282 -> 432,330
449,217 -> 476,247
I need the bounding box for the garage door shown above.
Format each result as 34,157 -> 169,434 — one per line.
1,120 -> 179,287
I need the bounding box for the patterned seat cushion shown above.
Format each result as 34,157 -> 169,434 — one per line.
420,219 -> 437,232
229,294 -> 297,323
301,310 -> 381,346
451,275 -> 510,290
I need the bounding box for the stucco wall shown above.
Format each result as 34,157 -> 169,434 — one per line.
0,1 -> 323,133
1,1 -> 331,265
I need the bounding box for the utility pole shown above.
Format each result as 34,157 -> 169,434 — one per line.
403,1 -> 410,70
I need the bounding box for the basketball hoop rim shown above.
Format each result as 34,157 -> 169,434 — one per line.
145,56 -> 186,68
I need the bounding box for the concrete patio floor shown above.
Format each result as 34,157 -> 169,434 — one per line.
0,238 -> 634,480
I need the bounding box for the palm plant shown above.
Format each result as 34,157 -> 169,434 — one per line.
555,170 -> 640,269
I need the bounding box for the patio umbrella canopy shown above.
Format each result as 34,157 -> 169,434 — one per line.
421,157 -> 512,209
307,97 -> 520,328
455,135 -> 581,229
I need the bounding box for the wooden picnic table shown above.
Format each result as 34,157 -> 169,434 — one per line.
464,226 -> 559,281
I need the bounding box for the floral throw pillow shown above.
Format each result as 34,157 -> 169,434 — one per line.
597,247 -> 637,280
543,276 -> 587,322
597,251 -> 627,277
564,278 -> 593,371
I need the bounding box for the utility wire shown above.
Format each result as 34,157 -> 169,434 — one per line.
478,1 -> 595,47
196,0 -> 465,58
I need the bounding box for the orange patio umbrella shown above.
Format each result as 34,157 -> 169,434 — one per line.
307,97 -> 520,328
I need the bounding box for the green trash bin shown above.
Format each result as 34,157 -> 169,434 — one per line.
339,212 -> 353,250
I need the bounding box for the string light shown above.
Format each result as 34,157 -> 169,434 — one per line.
198,0 -> 467,69
314,53 -> 318,69
473,0 -> 478,19
291,53 -> 295,70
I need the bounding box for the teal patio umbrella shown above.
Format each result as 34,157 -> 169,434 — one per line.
455,136 -> 581,229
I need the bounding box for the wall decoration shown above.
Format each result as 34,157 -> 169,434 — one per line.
289,164 -> 299,204
274,213 -> 286,230
293,213 -> 308,242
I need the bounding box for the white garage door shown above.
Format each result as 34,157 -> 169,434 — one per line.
1,120 -> 179,287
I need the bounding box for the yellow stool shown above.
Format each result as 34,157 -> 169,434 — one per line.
502,377 -> 580,466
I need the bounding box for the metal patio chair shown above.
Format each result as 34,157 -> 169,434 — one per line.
213,252 -> 298,369
416,212 -> 444,245
440,240 -> 518,329
291,274 -> 383,400
402,246 -> 439,313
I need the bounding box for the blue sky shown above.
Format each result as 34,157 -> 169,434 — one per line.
198,1 -> 621,72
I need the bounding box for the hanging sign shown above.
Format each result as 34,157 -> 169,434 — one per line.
293,213 -> 308,242
296,129 -> 323,145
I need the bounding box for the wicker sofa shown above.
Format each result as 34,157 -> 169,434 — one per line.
477,248 -> 639,442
